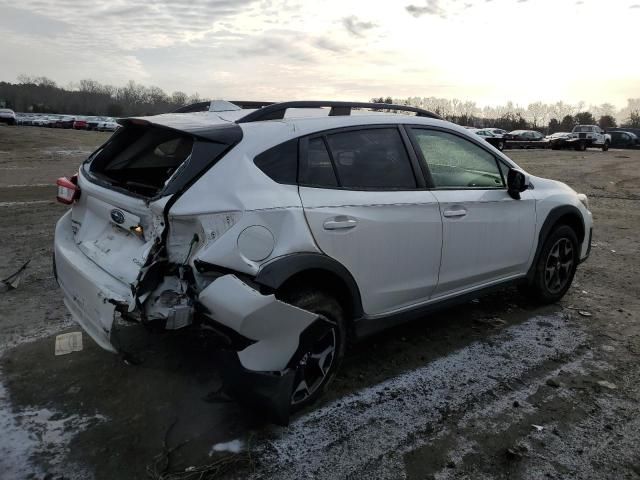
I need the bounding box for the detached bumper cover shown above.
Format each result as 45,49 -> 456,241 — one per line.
219,350 -> 296,425
199,275 -> 319,372
54,211 -> 133,352
199,274 -> 330,425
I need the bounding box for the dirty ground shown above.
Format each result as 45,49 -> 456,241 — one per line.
0,126 -> 639,479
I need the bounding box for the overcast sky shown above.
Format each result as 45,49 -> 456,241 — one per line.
1,0 -> 639,107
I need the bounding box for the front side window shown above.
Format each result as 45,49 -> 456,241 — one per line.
321,128 -> 416,189
411,129 -> 505,189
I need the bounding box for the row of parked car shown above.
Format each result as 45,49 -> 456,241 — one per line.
465,125 -> 640,151
0,109 -> 120,131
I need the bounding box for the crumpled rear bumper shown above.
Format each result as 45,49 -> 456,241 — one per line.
54,210 -> 133,352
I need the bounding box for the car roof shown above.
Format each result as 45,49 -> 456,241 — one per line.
122,108 -> 458,142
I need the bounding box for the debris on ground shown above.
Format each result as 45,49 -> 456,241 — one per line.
54,332 -> 83,356
506,444 -> 529,460
1,260 -> 30,290
531,424 -> 544,432
546,378 -> 561,388
474,317 -> 507,329
596,380 -> 618,390
578,311 -> 593,317
209,439 -> 245,455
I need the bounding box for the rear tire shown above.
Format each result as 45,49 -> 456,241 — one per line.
497,141 -> 505,151
277,288 -> 347,410
520,225 -> 579,304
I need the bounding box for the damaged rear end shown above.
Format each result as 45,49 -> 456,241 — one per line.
55,115 -> 242,349
53,113 -> 328,423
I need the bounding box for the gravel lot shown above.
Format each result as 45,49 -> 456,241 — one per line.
1,125 -> 639,480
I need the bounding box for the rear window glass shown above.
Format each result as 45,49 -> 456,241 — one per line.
254,139 -> 298,184
90,125 -> 195,197
573,126 -> 593,133
325,128 -> 416,189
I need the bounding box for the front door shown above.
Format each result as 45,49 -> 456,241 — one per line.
297,126 -> 443,316
407,127 -> 536,298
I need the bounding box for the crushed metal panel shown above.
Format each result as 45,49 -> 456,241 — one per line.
198,275 -> 318,372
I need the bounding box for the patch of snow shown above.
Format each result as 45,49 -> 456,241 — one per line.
209,439 -> 245,455
251,313 -> 587,479
0,374 -> 106,479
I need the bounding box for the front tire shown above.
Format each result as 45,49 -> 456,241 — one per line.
602,141 -> 610,152
521,225 -> 579,304
278,288 -> 347,410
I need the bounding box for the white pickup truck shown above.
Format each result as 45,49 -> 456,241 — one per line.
571,125 -> 611,151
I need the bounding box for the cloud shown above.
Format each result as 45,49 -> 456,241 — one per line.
405,0 -> 447,18
313,37 -> 347,53
342,15 -> 377,37
630,4 -> 640,8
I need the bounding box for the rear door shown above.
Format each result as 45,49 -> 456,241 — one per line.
407,127 -> 536,298
297,126 -> 443,316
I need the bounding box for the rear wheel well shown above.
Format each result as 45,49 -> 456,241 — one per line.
276,269 -> 355,326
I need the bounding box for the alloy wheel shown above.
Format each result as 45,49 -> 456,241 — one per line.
544,238 -> 574,294
291,323 -> 337,406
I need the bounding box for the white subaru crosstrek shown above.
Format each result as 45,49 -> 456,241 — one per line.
54,100 -> 592,423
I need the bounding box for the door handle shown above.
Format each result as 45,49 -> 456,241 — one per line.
323,216 -> 358,230
443,209 -> 467,218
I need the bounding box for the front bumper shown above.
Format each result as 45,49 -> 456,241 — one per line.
54,211 -> 133,352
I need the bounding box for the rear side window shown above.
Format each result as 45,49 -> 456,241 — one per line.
324,128 -> 416,189
254,139 -> 298,184
299,137 -> 338,187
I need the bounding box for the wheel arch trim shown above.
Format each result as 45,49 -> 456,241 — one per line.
526,205 -> 586,282
255,253 -> 364,319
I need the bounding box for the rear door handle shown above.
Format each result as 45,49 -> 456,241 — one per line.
443,209 -> 467,218
323,216 -> 358,230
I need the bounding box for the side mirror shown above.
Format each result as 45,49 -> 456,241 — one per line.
507,168 -> 529,200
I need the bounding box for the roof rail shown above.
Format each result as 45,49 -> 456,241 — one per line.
235,101 -> 442,123
172,101 -> 274,114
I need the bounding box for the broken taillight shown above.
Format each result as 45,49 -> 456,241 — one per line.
56,174 -> 80,205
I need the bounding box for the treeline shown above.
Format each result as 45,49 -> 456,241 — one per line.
0,76 -> 202,117
1,75 -> 639,131
372,96 -> 640,133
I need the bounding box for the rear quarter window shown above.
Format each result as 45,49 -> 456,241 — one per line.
253,139 -> 298,184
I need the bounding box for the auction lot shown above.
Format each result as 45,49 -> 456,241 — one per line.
1,126 -> 639,479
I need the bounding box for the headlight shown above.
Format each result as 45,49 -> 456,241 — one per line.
577,193 -> 589,210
